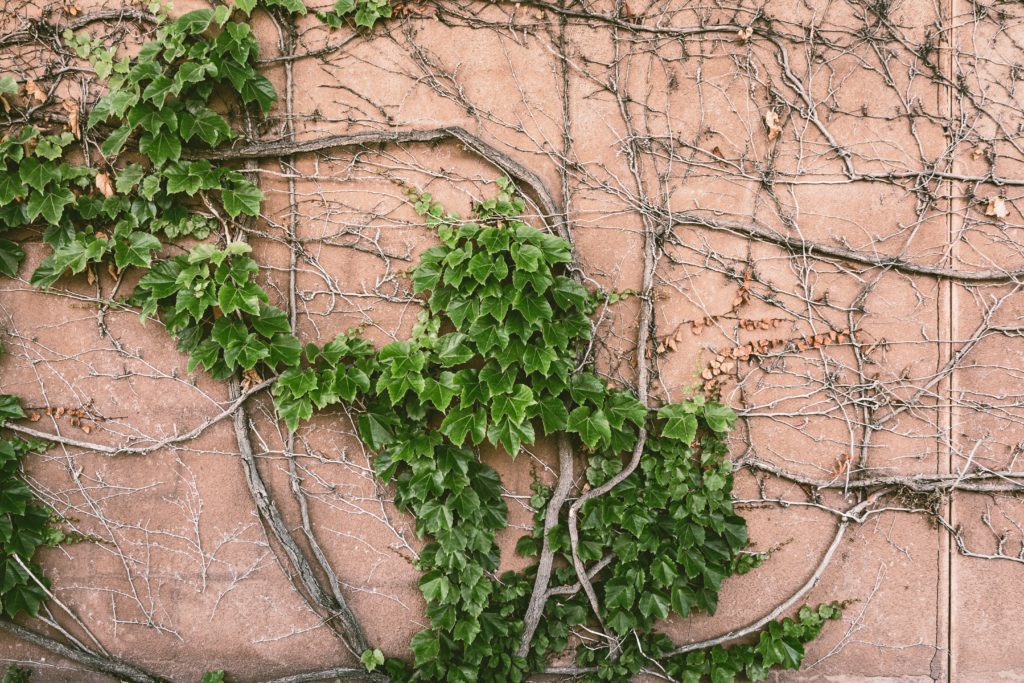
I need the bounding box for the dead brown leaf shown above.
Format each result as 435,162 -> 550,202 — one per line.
985,195 -> 1010,219
764,110 -> 781,141
241,368 -> 263,391
63,99 -> 80,138
24,79 -> 46,104
95,172 -> 114,198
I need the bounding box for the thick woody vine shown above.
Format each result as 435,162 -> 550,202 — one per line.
1,0 -> 1024,681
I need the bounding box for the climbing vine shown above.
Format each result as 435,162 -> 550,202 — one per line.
0,2 -> 875,681
0,397 -> 61,622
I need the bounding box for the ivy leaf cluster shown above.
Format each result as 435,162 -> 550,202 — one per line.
0,0 -> 847,671
253,179 -> 845,682
0,397 -> 61,620
131,243 -> 300,379
0,126 -> 188,287
318,0 -> 394,29
87,9 -> 275,165
239,0 -> 309,15
1,665 -> 31,683
272,331 -> 376,431
581,602 -> 844,682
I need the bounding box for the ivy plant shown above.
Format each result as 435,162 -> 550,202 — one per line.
87,8 -> 275,165
132,243 -> 300,380
318,0 -> 393,29
0,3 -> 847,679
261,180 -> 844,682
0,396 -> 62,620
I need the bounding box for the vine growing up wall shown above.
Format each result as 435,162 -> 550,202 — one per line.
22,0 -> 1022,680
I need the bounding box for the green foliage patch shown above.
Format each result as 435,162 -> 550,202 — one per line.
0,3 -> 845,680
0,398 -> 62,620
318,0 -> 394,29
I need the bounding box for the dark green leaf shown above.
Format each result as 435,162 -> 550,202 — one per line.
659,403 -> 699,442
566,406 -> 611,449
25,186 -> 75,224
222,180 -> 263,218
114,232 -> 160,270
138,129 -> 182,166
0,240 -> 24,277
175,9 -> 214,34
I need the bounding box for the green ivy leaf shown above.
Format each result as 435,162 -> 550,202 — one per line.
534,396 -> 568,433
213,5 -> 232,25
0,240 -> 25,277
419,570 -> 450,603
267,333 -> 301,367
18,158 -> 61,193
421,372 -> 459,411
221,180 -> 263,217
180,108 -> 233,146
100,125 -> 133,158
566,406 -> 611,449
410,630 -> 440,665
0,171 -> 26,205
638,591 -> 670,621
222,332 -> 269,370
28,256 -> 61,288
359,648 -> 385,673
138,128 -> 182,166
25,186 -> 75,224
218,279 -> 264,316
141,75 -> 177,106
115,164 -> 145,194
550,275 -> 589,310
486,415 -> 534,456
251,304 -> 292,337
659,403 -> 699,442
606,391 -> 647,429
704,402 -> 736,433
114,231 -> 161,270
489,384 -> 534,424
510,243 -> 543,272
603,577 -> 635,611
276,395 -> 313,432
434,333 -> 473,367
359,412 -> 395,449
440,404 -> 486,447
569,373 -> 605,405
239,74 -> 277,113
0,396 -> 25,426
175,9 -> 215,35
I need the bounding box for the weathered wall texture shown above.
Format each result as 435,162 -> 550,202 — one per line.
2,0 -> 1024,680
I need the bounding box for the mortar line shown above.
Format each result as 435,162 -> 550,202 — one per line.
944,0 -> 958,680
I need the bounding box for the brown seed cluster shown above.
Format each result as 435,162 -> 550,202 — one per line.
657,269 -> 759,352
700,328 -> 852,394
27,405 -> 98,434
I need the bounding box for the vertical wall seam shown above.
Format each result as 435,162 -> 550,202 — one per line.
945,0 -> 957,680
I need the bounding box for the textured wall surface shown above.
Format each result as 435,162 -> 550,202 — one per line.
2,0 -> 1024,680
